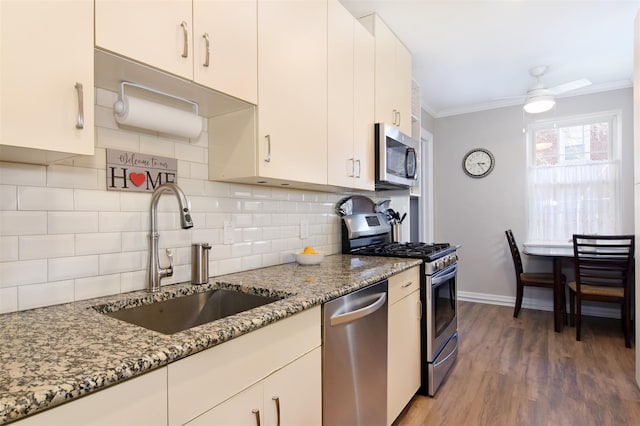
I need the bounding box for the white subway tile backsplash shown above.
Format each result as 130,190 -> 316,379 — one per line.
252,240 -> 272,254
48,212 -> 98,234
156,229 -> 192,249
119,192 -> 151,212
18,187 -> 74,211
94,105 -> 119,130
174,141 -> 206,163
190,163 -> 208,180
76,233 -> 122,255
0,186 -> 17,210
241,255 -> 262,271
218,258 -> 242,275
121,231 -> 148,252
96,87 -> 118,107
242,227 -> 262,242
0,237 -> 18,261
74,189 -> 121,211
0,162 -> 46,186
100,252 -> 142,275
18,280 -> 75,310
75,274 -> 121,301
49,255 -> 99,281
0,259 -> 47,287
140,135 -> 175,157
0,211 -> 46,235
0,287 -> 17,313
231,242 -> 252,257
120,270 -> 146,293
96,127 -> 140,151
19,235 -> 75,260
47,165 -> 98,189
72,148 -> 107,170
99,212 -> 142,232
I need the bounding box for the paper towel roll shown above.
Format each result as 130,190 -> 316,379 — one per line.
114,95 -> 203,139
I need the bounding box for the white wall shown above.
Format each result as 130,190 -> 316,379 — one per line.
0,88 -> 345,313
434,88 -> 634,308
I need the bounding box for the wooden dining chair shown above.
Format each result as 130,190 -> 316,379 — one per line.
569,234 -> 635,348
505,230 -> 566,319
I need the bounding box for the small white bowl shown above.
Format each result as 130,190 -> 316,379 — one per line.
294,252 -> 324,265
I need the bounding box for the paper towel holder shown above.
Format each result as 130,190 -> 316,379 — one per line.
114,81 -> 199,116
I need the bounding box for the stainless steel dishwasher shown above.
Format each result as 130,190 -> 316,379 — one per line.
322,280 -> 388,426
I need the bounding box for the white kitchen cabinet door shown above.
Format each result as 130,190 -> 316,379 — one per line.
363,14 -> 413,135
352,20 -> 375,190
12,368 -> 168,426
327,0 -> 355,189
193,0 -> 257,104
1,0 -> 94,163
257,0 -> 328,185
387,266 -> 421,425
186,382 -> 264,426
95,0 -> 192,80
263,347 -> 322,426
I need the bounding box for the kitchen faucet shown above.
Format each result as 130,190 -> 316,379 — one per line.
147,183 -> 193,292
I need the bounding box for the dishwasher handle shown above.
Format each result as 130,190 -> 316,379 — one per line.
330,292 -> 387,326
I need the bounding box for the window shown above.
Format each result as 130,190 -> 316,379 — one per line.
526,111 -> 621,246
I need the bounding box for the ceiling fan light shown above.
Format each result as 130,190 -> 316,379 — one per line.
524,95 -> 555,114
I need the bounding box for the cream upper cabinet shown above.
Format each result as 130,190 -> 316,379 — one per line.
95,0 -> 257,104
361,14 -> 412,135
0,0 -> 94,164
353,20 -> 376,190
256,0 -> 327,185
193,0 -> 257,104
327,0 -> 355,189
95,0 -> 193,81
327,0 -> 374,191
387,266 -> 421,425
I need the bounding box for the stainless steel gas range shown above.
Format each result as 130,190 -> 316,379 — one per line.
339,196 -> 458,396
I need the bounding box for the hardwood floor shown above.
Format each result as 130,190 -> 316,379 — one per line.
397,301 -> 640,426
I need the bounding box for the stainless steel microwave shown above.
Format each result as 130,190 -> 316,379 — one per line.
375,123 -> 420,190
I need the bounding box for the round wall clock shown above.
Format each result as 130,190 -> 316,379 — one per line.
462,148 -> 495,178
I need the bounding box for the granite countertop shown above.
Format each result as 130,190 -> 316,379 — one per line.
0,254 -> 421,424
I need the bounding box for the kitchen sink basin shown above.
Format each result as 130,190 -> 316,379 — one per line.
104,289 -> 280,334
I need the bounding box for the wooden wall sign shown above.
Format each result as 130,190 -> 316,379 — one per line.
106,149 -> 178,192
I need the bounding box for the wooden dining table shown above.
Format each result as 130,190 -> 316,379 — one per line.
522,245 -> 573,332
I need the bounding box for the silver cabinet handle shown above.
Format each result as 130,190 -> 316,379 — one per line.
264,135 -> 271,163
355,159 -> 361,178
392,109 -> 397,125
401,281 -> 413,288
348,158 -> 354,177
74,82 -> 84,129
202,32 -> 210,67
397,110 -> 401,126
330,292 -> 386,326
252,409 -> 261,426
272,396 -> 281,426
180,21 -> 189,58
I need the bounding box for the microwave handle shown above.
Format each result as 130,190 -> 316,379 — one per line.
405,147 -> 417,179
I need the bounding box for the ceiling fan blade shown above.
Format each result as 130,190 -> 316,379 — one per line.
548,78 -> 592,95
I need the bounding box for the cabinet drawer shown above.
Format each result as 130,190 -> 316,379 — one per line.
168,306 -> 321,426
388,266 -> 420,305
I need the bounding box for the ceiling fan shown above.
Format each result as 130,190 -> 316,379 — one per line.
523,65 -> 592,113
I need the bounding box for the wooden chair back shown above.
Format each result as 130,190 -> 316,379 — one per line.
572,234 -> 634,293
505,229 -> 524,276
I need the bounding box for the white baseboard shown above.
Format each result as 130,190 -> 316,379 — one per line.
458,290 -> 621,319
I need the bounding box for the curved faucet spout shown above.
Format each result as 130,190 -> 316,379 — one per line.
148,183 -> 194,292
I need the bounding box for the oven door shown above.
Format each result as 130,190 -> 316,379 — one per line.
426,263 -> 457,361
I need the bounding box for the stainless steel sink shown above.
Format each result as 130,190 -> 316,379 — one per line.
104,289 -> 280,334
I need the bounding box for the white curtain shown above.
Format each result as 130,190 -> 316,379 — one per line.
527,160 -> 620,245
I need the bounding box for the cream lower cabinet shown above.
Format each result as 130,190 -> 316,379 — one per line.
387,266 -> 421,426
186,348 -> 321,426
168,306 -> 321,426
1,0 -> 94,164
12,368 -> 168,426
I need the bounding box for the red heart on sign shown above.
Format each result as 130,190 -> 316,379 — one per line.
130,172 -> 146,187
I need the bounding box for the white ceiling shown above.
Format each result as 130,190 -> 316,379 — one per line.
340,0 -> 640,117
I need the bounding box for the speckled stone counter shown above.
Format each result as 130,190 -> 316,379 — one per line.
0,254 -> 421,424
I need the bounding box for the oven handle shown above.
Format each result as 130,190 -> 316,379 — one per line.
431,264 -> 457,287
330,292 -> 387,326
